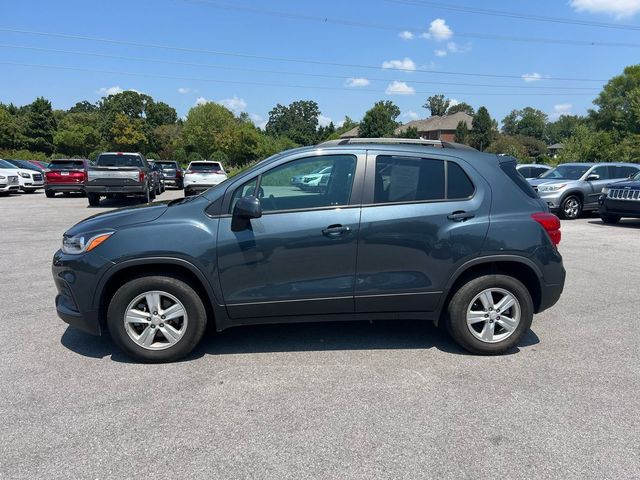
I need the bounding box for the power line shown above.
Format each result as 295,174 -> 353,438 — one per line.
0,44 -> 601,91
0,61 -> 600,96
386,0 -> 640,31
0,27 -> 608,82
176,0 -> 640,47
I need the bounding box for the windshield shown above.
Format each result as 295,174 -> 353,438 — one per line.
633,171 -> 640,181
0,159 -> 16,169
49,160 -> 85,170
540,164 -> 590,180
189,162 -> 223,172
96,154 -> 143,168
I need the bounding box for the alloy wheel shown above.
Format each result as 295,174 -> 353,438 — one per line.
123,290 -> 189,350
466,288 -> 521,343
563,197 -> 580,219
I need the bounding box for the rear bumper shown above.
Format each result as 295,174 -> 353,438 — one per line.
86,185 -> 145,195
184,184 -> 215,194
46,183 -> 85,192
538,281 -> 565,313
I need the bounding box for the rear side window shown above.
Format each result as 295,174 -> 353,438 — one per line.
612,166 -> 638,178
96,154 -> 143,168
49,160 -> 85,169
374,156 -> 474,204
531,167 -> 549,178
500,160 -> 538,199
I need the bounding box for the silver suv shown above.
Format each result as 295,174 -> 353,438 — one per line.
529,162 -> 640,219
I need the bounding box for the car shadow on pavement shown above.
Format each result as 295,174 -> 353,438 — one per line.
588,219 -> 640,228
60,320 -> 540,362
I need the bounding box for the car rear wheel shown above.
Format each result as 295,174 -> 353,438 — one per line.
600,213 -> 621,224
45,190 -> 55,198
107,275 -> 208,363
141,186 -> 151,203
87,193 -> 100,206
446,274 -> 533,355
560,195 -> 582,220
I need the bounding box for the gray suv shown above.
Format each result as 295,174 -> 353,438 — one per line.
529,162 -> 640,219
52,139 -> 565,362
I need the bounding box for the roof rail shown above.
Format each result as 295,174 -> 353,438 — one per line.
317,138 -> 476,151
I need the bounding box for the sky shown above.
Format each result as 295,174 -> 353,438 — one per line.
1,0 -> 639,128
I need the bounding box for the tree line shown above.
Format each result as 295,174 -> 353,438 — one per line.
1,64 -> 638,167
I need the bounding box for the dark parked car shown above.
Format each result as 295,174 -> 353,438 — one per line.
45,159 -> 92,197
53,139 -> 565,362
156,161 -> 184,189
599,171 -> 640,223
148,161 -> 166,196
5,159 -> 46,173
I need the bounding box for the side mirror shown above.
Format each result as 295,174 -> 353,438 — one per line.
586,174 -> 600,181
233,195 -> 262,219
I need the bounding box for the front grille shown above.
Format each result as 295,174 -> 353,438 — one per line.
8,176 -> 18,185
33,174 -> 43,181
608,188 -> 640,201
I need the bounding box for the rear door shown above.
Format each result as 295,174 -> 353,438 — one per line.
354,151 -> 491,313
216,151 -> 365,319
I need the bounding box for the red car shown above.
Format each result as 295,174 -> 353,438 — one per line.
45,159 -> 92,197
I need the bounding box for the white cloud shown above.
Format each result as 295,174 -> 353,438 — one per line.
345,77 -> 370,87
177,87 -> 191,94
382,57 -> 416,72
435,49 -> 448,57
217,95 -> 248,114
447,42 -> 471,53
249,113 -> 267,129
521,72 -> 550,82
449,98 -> 461,107
402,110 -> 420,121
570,0 -> 640,18
423,18 -> 454,41
550,103 -> 573,120
98,86 -> 124,96
399,30 -> 414,40
318,114 -> 333,127
195,96 -> 209,106
385,81 -> 416,95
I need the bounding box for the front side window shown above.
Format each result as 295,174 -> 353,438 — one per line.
229,155 -> 356,213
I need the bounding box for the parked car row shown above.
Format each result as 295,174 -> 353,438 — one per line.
0,158 -> 45,194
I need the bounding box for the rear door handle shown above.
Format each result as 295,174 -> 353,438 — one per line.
322,224 -> 351,237
447,211 -> 474,222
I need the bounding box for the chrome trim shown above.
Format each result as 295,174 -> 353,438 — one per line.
608,188 -> 640,201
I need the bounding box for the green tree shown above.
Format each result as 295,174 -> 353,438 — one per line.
590,64 -> 640,134
397,126 -> 420,139
0,106 -> 25,150
501,107 -> 547,140
423,94 -> 450,116
152,123 -> 182,159
110,113 -> 148,151
146,101 -> 178,127
486,135 -> 528,161
454,120 -> 470,144
23,97 -> 57,154
54,112 -> 102,156
545,115 -> 584,144
181,102 -> 236,157
359,101 -> 400,138
68,100 -> 98,113
470,106 -> 494,151
447,102 -> 475,116
265,100 -> 320,145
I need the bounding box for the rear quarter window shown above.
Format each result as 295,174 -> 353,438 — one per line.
500,160 -> 538,199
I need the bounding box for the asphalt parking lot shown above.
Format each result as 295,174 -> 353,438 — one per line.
1,190 -> 639,479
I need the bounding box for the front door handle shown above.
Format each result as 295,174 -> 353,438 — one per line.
322,224 -> 351,237
447,211 -> 474,222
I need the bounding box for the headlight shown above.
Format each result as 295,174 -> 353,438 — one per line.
62,232 -> 114,255
538,184 -> 566,192
601,186 -> 610,195
19,172 -> 30,178
0,175 -> 5,180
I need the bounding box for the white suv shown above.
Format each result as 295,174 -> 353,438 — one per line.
0,159 -> 25,194
184,161 -> 228,196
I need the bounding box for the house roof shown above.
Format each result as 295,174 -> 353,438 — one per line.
339,126 -> 360,138
394,112 -> 473,135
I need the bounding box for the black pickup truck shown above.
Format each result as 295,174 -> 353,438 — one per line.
86,152 -> 154,206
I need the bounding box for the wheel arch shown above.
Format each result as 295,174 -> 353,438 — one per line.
437,256 -> 543,325
95,257 -> 219,331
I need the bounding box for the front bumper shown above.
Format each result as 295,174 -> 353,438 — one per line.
598,195 -> 640,218
21,181 -> 44,191
52,250 -> 114,336
0,184 -> 20,193
535,190 -> 564,211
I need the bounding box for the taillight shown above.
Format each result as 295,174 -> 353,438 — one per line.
139,170 -> 145,183
176,170 -> 183,178
532,212 -> 561,246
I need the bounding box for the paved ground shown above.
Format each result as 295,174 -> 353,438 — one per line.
1,189 -> 638,479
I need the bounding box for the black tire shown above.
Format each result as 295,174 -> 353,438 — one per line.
177,182 -> 184,190
559,195 -> 582,220
446,274 -> 534,355
600,213 -> 621,224
141,186 -> 151,203
87,193 -> 100,206
45,190 -> 55,198
106,275 -> 208,363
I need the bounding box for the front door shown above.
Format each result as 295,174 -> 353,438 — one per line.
217,153 -> 363,319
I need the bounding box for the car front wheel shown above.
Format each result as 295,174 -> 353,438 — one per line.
446,274 -> 533,355
600,213 -> 621,224
87,193 -> 100,206
107,275 -> 208,363
560,195 -> 582,219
